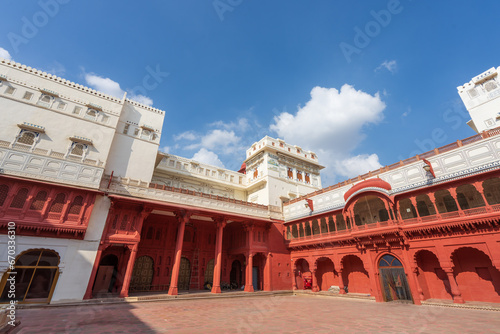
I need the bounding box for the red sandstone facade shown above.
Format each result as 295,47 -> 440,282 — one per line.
285,164 -> 500,304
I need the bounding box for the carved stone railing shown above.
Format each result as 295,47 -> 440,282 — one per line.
102,176 -> 280,219
0,145 -> 104,189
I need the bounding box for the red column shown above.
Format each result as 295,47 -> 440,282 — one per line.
168,212 -> 190,295
119,244 -> 138,298
245,252 -> 254,292
362,252 -> 383,302
443,267 -> 465,303
263,252 -> 272,291
338,268 -> 346,294
211,219 -> 227,293
427,193 -> 441,218
410,197 -> 421,220
292,263 -> 298,291
312,268 -> 319,292
448,188 -> 464,216
83,245 -> 105,299
473,181 -> 492,212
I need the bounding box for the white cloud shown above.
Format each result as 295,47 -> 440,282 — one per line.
270,84 -> 386,183
186,129 -> 241,155
131,94 -> 153,106
335,154 -> 382,178
85,73 -> 125,98
161,146 -> 171,153
0,47 -> 12,60
401,106 -> 411,118
210,118 -> 250,132
375,60 -> 397,74
174,131 -> 198,141
192,148 -> 225,168
84,72 -> 153,105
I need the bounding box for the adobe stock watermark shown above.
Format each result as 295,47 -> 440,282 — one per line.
3,222 -> 18,328
398,101 -> 471,161
213,0 -> 244,21
7,0 -> 71,54
128,64 -> 169,100
339,0 -> 410,64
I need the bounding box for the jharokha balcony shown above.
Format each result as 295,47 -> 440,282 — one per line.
285,176 -> 500,248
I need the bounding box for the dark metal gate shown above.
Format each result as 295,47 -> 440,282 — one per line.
379,255 -> 412,302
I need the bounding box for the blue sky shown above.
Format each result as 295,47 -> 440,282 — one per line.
1,1 -> 499,186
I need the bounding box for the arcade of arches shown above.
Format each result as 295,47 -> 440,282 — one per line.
83,196 -> 292,300
287,174 -> 500,304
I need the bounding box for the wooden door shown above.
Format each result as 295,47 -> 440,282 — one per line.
178,257 -> 191,290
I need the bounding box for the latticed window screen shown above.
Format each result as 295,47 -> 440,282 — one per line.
120,214 -> 128,230
111,215 -> 118,229
484,80 -> 498,92
17,131 -> 36,146
70,143 -> 85,156
68,196 -> 83,215
0,184 -> 9,207
49,193 -> 66,213
30,191 -> 48,211
10,188 -> 29,209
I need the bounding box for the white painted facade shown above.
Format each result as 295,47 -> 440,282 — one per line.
458,66 -> 500,133
0,58 -> 165,303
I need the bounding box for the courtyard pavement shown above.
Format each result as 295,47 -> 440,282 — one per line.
13,295 -> 500,334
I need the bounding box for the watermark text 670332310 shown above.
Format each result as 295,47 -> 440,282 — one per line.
4,222 -> 18,327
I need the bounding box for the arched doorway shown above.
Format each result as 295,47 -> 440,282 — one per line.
93,254 -> 118,295
230,260 -> 242,288
178,257 -> 191,290
294,259 -> 311,290
130,256 -> 154,292
452,247 -> 500,303
341,255 -> 370,294
0,249 -> 60,304
415,250 -> 451,300
316,258 -> 336,291
378,254 -> 412,302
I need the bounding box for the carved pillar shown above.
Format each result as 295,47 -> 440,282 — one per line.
427,193 -> 441,218
168,211 -> 190,296
473,181 -> 492,212
311,268 -> 319,292
448,187 -> 464,216
413,266 -> 425,303
211,218 -> 227,293
383,200 -> 392,223
409,197 -> 421,220
443,267 -> 464,303
338,268 -> 346,294
263,252 -> 272,291
362,252 -> 383,302
245,252 -> 254,292
292,263 -> 298,290
83,244 -> 105,299
58,196 -> 72,223
120,244 -> 138,298
306,220 -> 312,236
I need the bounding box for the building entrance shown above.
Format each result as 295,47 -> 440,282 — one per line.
379,254 -> 412,302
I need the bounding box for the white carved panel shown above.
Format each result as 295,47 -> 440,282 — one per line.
0,147 -> 103,189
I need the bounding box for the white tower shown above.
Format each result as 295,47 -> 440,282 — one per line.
458,66 -> 500,133
244,136 -> 324,207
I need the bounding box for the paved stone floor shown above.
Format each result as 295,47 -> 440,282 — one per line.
14,295 -> 500,334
